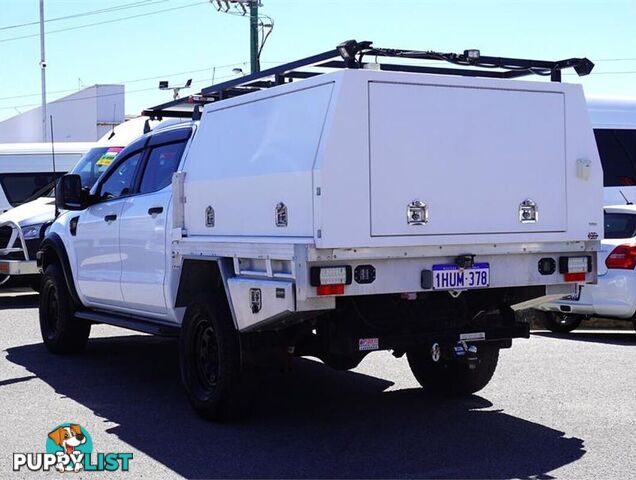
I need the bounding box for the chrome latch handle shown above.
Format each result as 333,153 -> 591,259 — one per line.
407,200 -> 429,225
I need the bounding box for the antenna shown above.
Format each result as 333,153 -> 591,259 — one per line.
50,115 -> 59,217
107,103 -> 117,140
619,189 -> 633,205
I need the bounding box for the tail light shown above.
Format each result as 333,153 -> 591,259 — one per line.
559,255 -> 591,282
605,244 -> 636,270
310,266 -> 352,296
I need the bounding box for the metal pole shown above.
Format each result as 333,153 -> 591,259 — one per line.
249,1 -> 259,73
39,0 -> 47,141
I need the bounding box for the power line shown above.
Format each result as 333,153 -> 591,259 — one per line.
0,0 -> 166,31
0,1 -> 208,44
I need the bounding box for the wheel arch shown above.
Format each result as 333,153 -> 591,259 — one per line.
175,257 -> 237,328
38,233 -> 82,306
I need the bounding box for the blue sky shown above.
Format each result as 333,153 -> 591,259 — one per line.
0,0 -> 634,122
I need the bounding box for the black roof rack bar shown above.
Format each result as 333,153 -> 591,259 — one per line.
142,40 -> 594,119
200,48 -> 339,96
320,60 -> 511,79
142,48 -> 339,118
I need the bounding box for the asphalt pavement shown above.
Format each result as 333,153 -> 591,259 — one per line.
0,290 -> 634,479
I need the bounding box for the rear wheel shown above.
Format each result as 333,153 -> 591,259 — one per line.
39,264 -> 90,353
407,344 -> 500,395
179,294 -> 242,421
545,312 -> 583,333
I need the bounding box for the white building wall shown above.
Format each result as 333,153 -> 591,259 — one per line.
0,84 -> 124,143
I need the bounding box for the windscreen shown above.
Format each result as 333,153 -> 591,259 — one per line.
595,129 -> 636,187
604,212 -> 636,239
70,146 -> 124,188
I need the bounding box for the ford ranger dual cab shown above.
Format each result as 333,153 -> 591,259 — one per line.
38,41 -> 603,421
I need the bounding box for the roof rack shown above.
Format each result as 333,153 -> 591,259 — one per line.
142,39 -> 594,119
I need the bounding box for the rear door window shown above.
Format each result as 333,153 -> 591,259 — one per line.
595,129 -> 636,187
139,142 -> 186,194
604,212 -> 636,239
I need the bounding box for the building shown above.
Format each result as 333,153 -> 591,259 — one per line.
0,84 -> 124,143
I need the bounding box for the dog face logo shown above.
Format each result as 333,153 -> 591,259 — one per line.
48,425 -> 86,456
45,423 -> 92,473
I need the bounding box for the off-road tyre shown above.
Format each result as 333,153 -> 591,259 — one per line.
39,263 -> 90,353
407,344 -> 500,396
545,312 -> 583,333
179,293 -> 242,421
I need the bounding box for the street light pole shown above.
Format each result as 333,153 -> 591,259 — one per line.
39,0 -> 47,141
249,1 -> 259,73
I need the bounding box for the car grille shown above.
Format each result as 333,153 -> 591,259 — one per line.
0,226 -> 13,249
0,225 -> 26,260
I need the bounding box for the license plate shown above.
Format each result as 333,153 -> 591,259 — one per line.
0,262 -> 9,274
432,263 -> 490,290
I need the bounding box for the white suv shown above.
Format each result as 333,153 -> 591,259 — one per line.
538,204 -> 636,332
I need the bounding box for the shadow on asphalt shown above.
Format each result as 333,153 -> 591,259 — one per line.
533,331 -> 635,346
6,335 -> 584,479
0,293 -> 39,310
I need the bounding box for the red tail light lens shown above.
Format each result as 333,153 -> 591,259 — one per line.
317,284 -> 345,296
564,272 -> 586,282
605,244 -> 636,269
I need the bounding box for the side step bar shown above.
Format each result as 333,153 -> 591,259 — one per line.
75,310 -> 180,337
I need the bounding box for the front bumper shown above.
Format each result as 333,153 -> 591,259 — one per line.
0,220 -> 41,278
537,268 -> 636,319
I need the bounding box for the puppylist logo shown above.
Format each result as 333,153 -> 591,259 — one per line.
13,423 -> 133,473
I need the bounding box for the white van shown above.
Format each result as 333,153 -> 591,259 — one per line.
587,97 -> 636,204
0,142 -> 94,213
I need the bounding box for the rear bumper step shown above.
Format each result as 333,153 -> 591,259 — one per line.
374,323 -> 530,352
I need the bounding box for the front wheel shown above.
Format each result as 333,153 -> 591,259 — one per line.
39,264 -> 90,353
545,312 -> 583,333
407,344 -> 500,396
179,294 -> 242,421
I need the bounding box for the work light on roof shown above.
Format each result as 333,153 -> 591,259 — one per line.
464,49 -> 481,61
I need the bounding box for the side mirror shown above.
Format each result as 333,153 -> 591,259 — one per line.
55,174 -> 86,211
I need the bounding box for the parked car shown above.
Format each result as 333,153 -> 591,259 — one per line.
38,42 -> 601,420
538,204 -> 636,332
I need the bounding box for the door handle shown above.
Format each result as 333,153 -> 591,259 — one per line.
104,214 -> 117,222
148,206 -> 164,216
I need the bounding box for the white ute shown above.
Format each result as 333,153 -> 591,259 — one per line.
38,42 -> 603,420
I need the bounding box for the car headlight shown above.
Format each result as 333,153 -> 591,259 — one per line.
21,223 -> 45,240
